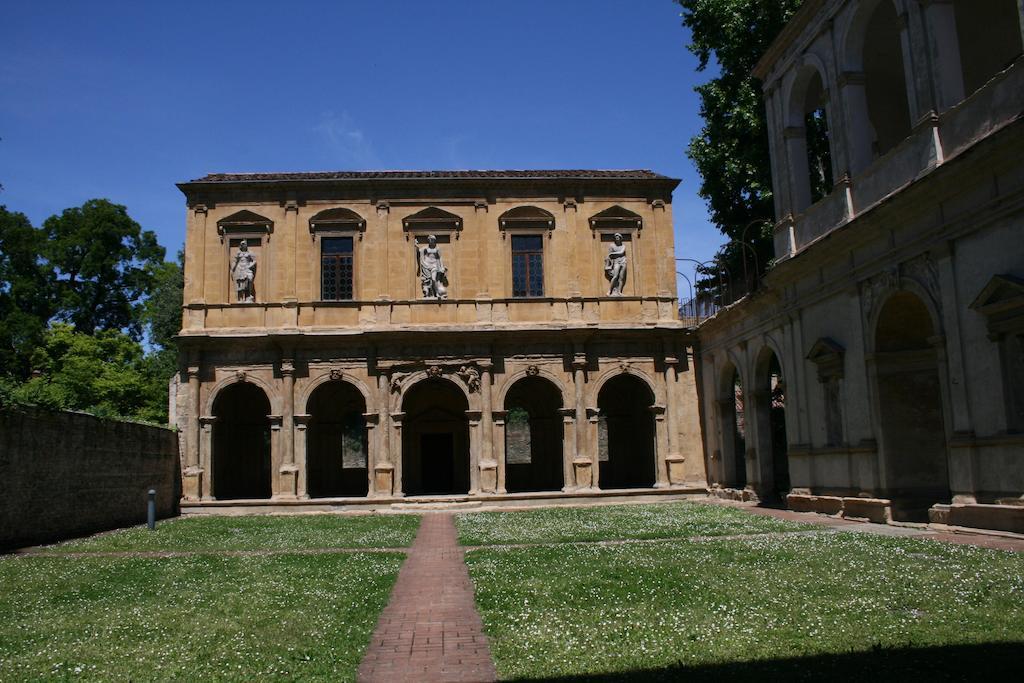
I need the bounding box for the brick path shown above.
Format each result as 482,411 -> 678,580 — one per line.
357,513 -> 497,683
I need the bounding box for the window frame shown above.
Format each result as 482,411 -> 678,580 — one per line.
318,233 -> 356,302
509,232 -> 546,298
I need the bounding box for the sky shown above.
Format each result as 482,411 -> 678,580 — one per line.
0,0 -> 723,301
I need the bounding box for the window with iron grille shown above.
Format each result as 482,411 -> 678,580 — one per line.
321,236 -> 354,300
511,235 -> 543,297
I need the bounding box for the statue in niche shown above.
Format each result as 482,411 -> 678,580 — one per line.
414,234 -> 448,299
231,240 -> 257,302
604,233 -> 627,296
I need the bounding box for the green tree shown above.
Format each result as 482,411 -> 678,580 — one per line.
0,206 -> 56,379
141,249 -> 184,383
43,199 -> 165,339
677,0 -> 802,290
13,323 -> 168,422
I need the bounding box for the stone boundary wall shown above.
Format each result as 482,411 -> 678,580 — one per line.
0,405 -> 180,550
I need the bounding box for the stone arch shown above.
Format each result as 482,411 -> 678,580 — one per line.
784,58 -> 836,210
587,365 -> 662,408
305,379 -> 369,498
716,356 -> 747,490
751,344 -> 790,499
866,277 -> 943,355
389,369 -> 476,414
596,373 -> 656,489
211,381 -> 272,500
502,375 -> 564,493
870,288 -> 951,520
298,371 -> 375,416
205,373 -> 281,417
496,367 -> 570,410
952,0 -> 1022,98
400,376 -> 471,496
840,0 -> 913,161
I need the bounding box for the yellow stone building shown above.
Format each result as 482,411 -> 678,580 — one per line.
172,170 -> 705,510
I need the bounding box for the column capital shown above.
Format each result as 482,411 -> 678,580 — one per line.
362,412 -> 381,426
198,415 -> 218,427
268,414 -> 283,430
294,413 -> 312,429
187,365 -> 201,380
390,411 -> 406,425
585,407 -> 600,422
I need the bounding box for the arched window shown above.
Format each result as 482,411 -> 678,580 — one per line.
787,65 -> 835,211
862,0 -> 912,157
953,0 -> 1023,97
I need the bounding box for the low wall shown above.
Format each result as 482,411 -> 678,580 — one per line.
0,405 -> 180,550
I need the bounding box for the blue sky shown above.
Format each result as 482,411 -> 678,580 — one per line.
0,0 -> 723,300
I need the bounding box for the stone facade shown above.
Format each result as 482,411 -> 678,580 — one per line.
0,406 -> 179,549
697,0 -> 1024,532
173,171 -> 706,508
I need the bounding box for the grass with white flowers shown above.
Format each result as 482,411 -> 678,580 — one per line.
462,507 -> 1024,681
1,513 -> 419,681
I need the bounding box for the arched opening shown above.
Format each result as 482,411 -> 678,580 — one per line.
212,382 -> 271,500
401,378 -> 470,496
874,291 -> 950,520
862,0 -> 912,157
754,349 -> 789,500
715,363 -> 747,490
953,0 -> 1022,97
597,374 -> 655,489
788,66 -> 834,211
306,380 -> 368,498
503,376 -> 564,493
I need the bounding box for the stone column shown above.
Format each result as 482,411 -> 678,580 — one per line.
467,409 -> 483,495
363,412 -> 381,497
277,358 -> 298,499
493,410 -> 508,494
585,407 -> 601,489
651,405 -> 669,487
374,373 -> 394,496
198,415 -> 217,500
921,0 -> 965,111
293,414 -> 311,499
390,412 -> 405,497
268,415 -> 284,499
190,204 -> 208,304
478,362 -> 497,493
558,407 -> 577,491
283,200 -> 298,325
182,363 -> 203,501
571,354 -> 593,489
663,354 -> 686,486
838,71 -> 874,176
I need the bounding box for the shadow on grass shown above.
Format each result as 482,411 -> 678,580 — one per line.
513,642 -> 1024,682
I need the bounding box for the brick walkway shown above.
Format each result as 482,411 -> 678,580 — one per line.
357,513 -> 497,683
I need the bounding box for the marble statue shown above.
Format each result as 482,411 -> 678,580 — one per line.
231,240 -> 257,302
414,234 -> 448,299
604,233 -> 627,296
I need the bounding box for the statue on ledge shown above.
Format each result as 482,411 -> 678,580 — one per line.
231,240 -> 257,303
414,234 -> 449,299
604,233 -> 627,296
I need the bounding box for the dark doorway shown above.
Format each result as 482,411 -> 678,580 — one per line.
597,374 -> 656,489
212,382 -> 272,500
875,291 -> 950,521
402,378 -> 470,496
504,376 -> 564,493
420,433 -> 455,494
307,380 -> 368,498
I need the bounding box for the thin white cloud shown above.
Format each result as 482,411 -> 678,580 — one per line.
313,111 -> 381,168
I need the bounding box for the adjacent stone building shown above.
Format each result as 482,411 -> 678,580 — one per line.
697,0 -> 1024,532
173,170 -> 706,509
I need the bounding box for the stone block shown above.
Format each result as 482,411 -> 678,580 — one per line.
841,497 -> 892,524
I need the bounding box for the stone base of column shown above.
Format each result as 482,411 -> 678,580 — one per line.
478,460 -> 498,494
666,455 -> 687,486
276,464 -> 300,500
182,466 -> 204,501
572,458 -> 594,489
373,464 -> 395,497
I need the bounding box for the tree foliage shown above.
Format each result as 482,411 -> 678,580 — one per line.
0,206 -> 56,378
677,0 -> 803,288
43,199 -> 165,338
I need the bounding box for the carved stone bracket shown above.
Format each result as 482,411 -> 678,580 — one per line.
281,359 -> 295,377
525,364 -> 541,377
235,371 -> 247,382
457,365 -> 481,393
329,368 -> 344,381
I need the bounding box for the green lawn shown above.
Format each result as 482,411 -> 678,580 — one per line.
2,513 -> 419,681
43,512 -> 421,553
465,530 -> 1024,681
456,501 -> 813,546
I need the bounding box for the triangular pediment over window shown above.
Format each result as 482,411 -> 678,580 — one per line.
970,274 -> 1024,334
588,205 -> 643,232
806,337 -> 845,381
402,207 -> 462,233
499,206 -> 555,230
216,210 -> 273,237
